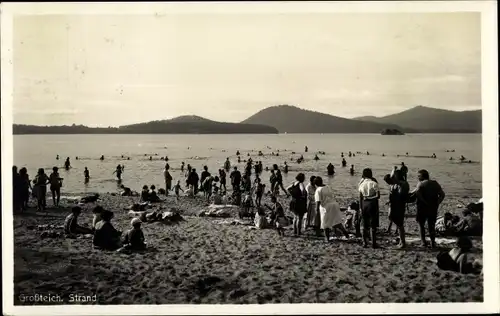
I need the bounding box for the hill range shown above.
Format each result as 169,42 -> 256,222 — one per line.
354,105 -> 481,133
13,105 -> 481,134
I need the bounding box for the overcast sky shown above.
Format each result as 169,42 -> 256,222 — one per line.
13,12 -> 481,127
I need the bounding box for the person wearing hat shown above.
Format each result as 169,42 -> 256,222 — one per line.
93,210 -> 121,250
122,218 -> 146,251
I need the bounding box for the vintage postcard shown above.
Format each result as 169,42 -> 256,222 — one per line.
1,1 -> 498,315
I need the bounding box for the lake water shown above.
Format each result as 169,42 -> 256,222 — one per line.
13,134 -> 482,200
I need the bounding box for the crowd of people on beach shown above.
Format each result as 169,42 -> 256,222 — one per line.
12,147 -> 483,274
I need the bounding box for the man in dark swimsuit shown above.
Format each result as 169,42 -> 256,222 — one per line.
411,169 -> 445,248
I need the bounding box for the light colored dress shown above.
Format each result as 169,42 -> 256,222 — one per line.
315,185 -> 343,229
305,183 -> 317,228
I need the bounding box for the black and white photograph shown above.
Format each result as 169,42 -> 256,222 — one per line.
1,1 -> 498,315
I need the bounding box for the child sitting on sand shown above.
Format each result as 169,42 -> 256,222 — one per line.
173,180 -> 184,200
344,201 -> 359,232
120,218 -> 146,251
254,207 -> 268,229
64,206 -> 93,236
211,186 -> 223,205
436,236 -> 481,274
93,210 -> 122,251
141,185 -> 150,202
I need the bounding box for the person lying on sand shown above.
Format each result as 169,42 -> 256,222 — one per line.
93,210 -> 122,251
64,206 -> 93,236
436,236 -> 481,274
119,218 -> 146,252
80,193 -> 99,204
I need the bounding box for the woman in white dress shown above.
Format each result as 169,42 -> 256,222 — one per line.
314,176 -> 350,242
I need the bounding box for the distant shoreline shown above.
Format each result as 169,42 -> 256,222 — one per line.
12,131 -> 481,135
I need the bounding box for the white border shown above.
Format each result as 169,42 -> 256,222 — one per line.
1,1 -> 498,315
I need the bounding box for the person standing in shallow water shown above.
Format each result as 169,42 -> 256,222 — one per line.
84,167 -> 90,183
49,167 -> 63,207
410,169 -> 445,248
358,168 -> 380,248
33,168 -> 49,211
164,164 -> 173,196
400,162 -> 408,181
224,158 -> 231,172
287,173 -> 308,237
64,157 -> 71,170
113,164 -> 123,180
327,163 -> 335,176
273,164 -> 289,197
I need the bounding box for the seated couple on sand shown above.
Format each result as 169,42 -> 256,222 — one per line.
93,207 -> 147,252
141,185 -> 161,203
435,209 -> 482,237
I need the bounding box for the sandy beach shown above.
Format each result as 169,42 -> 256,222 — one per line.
13,192 -> 483,305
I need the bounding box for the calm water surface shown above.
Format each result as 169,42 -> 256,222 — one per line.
14,134 -> 482,200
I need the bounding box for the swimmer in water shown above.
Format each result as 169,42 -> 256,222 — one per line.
76,156 -> 79,160
382,153 -> 385,157
238,156 -> 241,163
348,151 -> 352,157
149,156 -> 152,161
327,163 -> 335,176
64,158 -> 71,170
342,158 -> 347,167
236,150 -> 240,156
460,155 -> 466,161
181,162 -> 185,172
284,162 -> 289,174
314,154 -> 319,161
366,151 -> 370,155
127,157 -> 130,160
56,155 -> 60,160
349,165 -> 355,175
305,146 -> 308,153
341,152 -> 344,158
100,155 -> 105,161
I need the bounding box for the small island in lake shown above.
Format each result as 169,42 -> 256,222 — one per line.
381,128 -> 405,135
